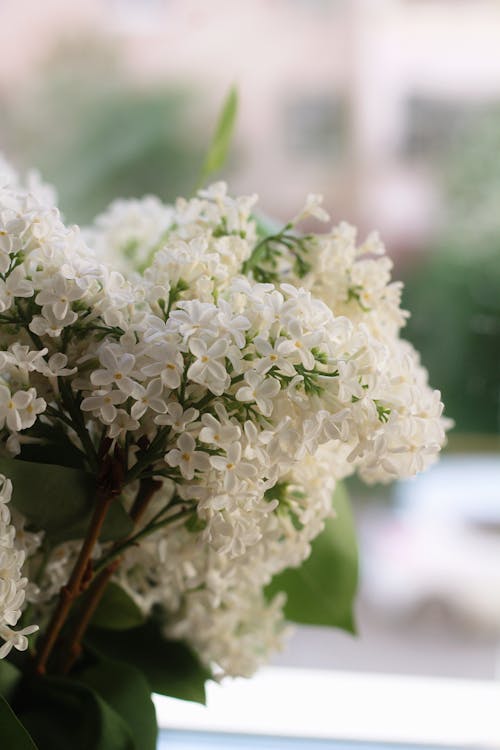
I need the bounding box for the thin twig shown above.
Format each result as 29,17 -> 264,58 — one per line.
58,477 -> 163,675
33,451 -> 124,675
33,490 -> 115,675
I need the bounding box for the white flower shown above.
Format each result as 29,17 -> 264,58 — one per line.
0,474 -> 38,660
0,386 -> 46,432
107,409 -> 140,439
91,347 -> 137,396
42,352 -> 77,378
0,344 -> 48,378
292,193 -> 330,224
187,338 -> 229,395
199,412 -> 241,447
276,320 -> 323,370
0,624 -> 39,659
35,277 -> 84,320
0,171 -> 448,679
87,195 -> 173,272
210,442 -> 258,491
155,402 -> 199,431
254,337 -> 296,376
130,379 -> 168,420
167,300 -> 219,340
29,307 -> 78,338
165,433 -> 210,480
236,371 -> 281,417
216,300 -> 250,348
0,267 -> 34,312
81,389 -> 127,423
141,343 -> 185,390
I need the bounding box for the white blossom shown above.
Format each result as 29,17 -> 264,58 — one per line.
236,371 -> 281,417
165,433 -> 210,480
0,166 -> 448,679
0,475 -> 38,659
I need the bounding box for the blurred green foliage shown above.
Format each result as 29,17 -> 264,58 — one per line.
403,106 -> 500,434
0,38 -> 204,224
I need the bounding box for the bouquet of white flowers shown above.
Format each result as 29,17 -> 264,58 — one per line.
0,153 -> 447,749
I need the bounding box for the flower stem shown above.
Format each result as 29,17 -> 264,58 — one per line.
58,477 -> 163,675
33,450 -> 124,675
92,506 -> 193,575
58,378 -> 99,473
33,489 -> 115,675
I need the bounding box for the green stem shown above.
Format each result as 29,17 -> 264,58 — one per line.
93,507 -> 193,575
58,379 -> 99,473
124,426 -> 171,484
242,224 -> 292,274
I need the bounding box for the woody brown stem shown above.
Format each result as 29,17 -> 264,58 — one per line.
34,451 -> 124,676
59,477 -> 162,675
58,560 -> 121,674
128,477 -> 164,525
33,491 -> 115,676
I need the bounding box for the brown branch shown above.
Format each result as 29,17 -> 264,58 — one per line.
33,452 -> 124,676
57,560 -> 121,674
33,492 -> 114,675
59,477 -> 162,675
129,477 -> 163,525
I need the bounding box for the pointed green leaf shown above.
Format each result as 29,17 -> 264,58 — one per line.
90,583 -> 145,631
16,675 -> 134,750
86,619 -> 211,704
77,653 -> 157,750
0,658 -> 22,701
265,482 -> 358,632
0,695 -> 38,749
198,86 -> 238,186
19,421 -> 86,469
0,457 -> 133,544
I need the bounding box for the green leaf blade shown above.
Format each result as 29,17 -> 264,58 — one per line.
16,675 -> 134,750
265,482 -> 358,632
86,619 -> 211,704
0,457 -> 133,544
0,658 -> 22,701
90,583 -> 145,631
0,694 -> 39,750
77,653 -> 157,750
198,86 -> 238,187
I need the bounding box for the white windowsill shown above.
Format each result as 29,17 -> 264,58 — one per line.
155,667 -> 500,748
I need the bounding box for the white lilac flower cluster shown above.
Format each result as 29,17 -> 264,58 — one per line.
0,163 -> 447,675
0,475 -> 38,657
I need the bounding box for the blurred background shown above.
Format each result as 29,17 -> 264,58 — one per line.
2,0 -> 500,683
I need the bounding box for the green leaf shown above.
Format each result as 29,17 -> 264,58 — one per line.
0,457 -> 133,544
265,482 -> 358,632
86,619 -> 211,704
0,694 -> 38,749
16,675 -> 134,750
198,86 -> 238,187
19,421 -> 86,469
77,653 -> 157,750
90,583 -> 145,631
0,658 -> 22,701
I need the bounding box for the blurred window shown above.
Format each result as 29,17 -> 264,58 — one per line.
283,93 -> 345,160
287,0 -> 343,11
402,96 -> 499,160
105,0 -> 166,32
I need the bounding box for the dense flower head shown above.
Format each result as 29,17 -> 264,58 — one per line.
0,474 -> 38,658
0,159 -> 448,676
